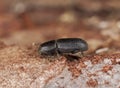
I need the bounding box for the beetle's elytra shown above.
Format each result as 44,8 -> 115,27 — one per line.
38,38 -> 88,56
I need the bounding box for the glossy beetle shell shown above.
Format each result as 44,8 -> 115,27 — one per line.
38,38 -> 88,56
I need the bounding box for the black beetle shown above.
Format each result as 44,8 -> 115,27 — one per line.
38,38 -> 88,56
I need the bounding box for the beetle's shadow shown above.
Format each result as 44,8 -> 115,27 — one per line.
64,54 -> 81,61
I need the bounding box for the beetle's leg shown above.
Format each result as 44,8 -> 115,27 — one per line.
71,49 -> 79,54
56,52 -> 60,58
76,52 -> 84,57
81,52 -> 84,56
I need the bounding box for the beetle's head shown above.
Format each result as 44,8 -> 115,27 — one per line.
38,45 -> 48,55
38,45 -> 57,56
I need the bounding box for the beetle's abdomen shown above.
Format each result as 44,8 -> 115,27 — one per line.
57,38 -> 88,54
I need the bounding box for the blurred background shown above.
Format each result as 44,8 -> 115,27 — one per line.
0,0 -> 120,54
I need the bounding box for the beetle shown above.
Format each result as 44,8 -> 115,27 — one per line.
38,38 -> 88,57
